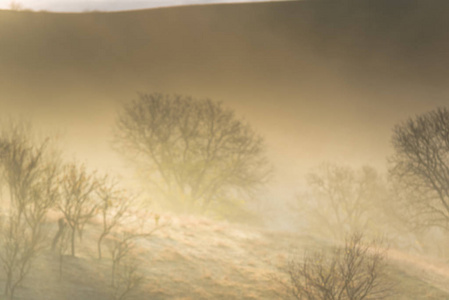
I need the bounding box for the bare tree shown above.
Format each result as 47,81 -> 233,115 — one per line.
390,107 -> 449,230
112,257 -> 144,300
114,93 -> 271,214
0,175 -> 58,298
0,123 -> 60,299
0,123 -> 48,213
284,234 -> 392,300
109,232 -> 139,288
0,214 -> 38,299
58,163 -> 99,257
96,177 -> 133,259
109,221 -> 162,287
304,163 -> 386,240
108,210 -> 166,288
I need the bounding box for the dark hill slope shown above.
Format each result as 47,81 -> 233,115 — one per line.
1,1 -> 449,176
1,0 -> 449,110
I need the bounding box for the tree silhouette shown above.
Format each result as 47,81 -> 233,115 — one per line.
96,177 -> 133,260
304,163 -> 385,240
114,93 -> 271,214
58,163 -> 99,257
284,234 -> 393,300
0,122 -> 60,299
390,107 -> 449,230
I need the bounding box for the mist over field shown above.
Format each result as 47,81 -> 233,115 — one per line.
1,0 -> 449,299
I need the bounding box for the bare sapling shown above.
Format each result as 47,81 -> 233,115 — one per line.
284,233 -> 393,300
96,177 -> 134,259
58,163 -> 99,257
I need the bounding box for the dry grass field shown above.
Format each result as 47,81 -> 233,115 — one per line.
0,213 -> 447,299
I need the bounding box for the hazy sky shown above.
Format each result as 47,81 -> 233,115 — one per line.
1,0 -> 448,199
0,0 -> 285,11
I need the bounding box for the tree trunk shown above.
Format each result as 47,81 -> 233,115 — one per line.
71,228 -> 76,257
10,281 -> 18,300
98,233 -> 106,260
59,253 -> 64,278
52,218 -> 65,251
5,269 -> 12,297
4,279 -> 9,296
111,261 -> 116,286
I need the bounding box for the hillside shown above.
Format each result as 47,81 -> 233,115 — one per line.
1,1 -> 449,299
2,213 -> 449,299
1,1 -> 449,182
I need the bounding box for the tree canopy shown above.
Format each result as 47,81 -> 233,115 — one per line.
390,107 -> 449,229
114,93 -> 271,214
304,163 -> 386,240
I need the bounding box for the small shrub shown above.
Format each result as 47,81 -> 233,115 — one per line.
284,233 -> 394,300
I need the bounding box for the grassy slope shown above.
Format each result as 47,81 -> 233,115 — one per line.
1,213 -> 449,299
1,2 -> 449,299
